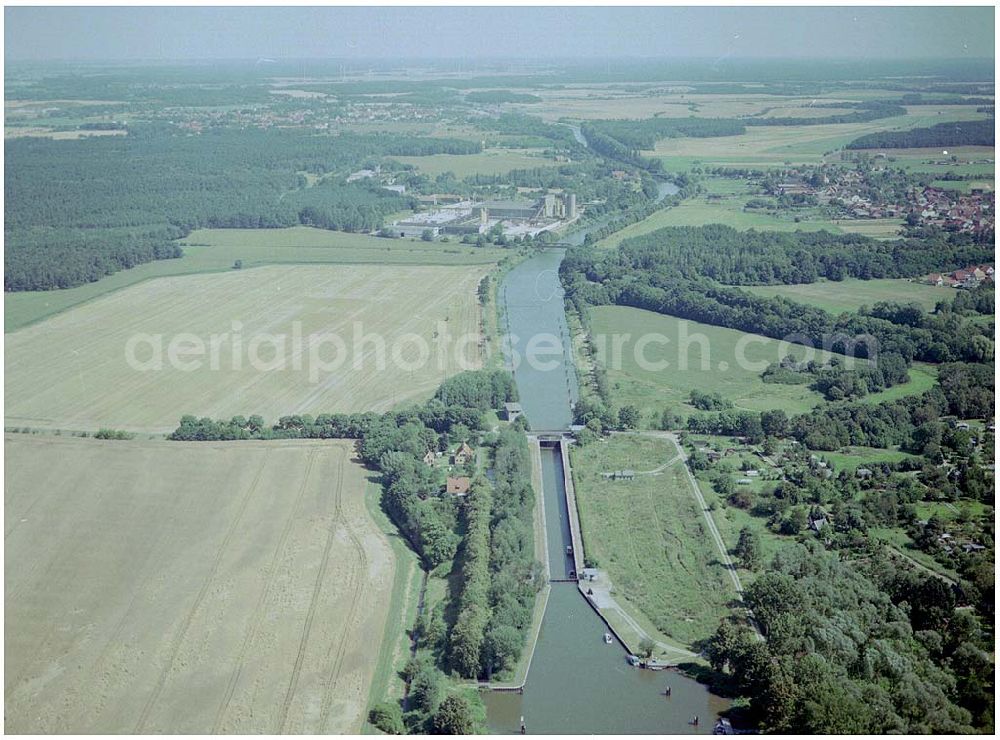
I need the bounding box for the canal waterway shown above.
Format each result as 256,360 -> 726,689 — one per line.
485,248 -> 726,733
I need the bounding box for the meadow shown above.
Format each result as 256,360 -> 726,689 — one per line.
393,147 -> 559,177
743,278 -> 955,314
5,263 -> 490,433
643,108 -> 992,171
588,305 -> 837,416
5,226 -> 506,331
587,305 -> 937,417
821,445 -> 921,471
4,435 -> 395,734
596,175 -> 906,248
514,89 -> 884,123
571,433 -> 733,647
867,145 -> 995,178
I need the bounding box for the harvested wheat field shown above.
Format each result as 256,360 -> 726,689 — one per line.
4,434 -> 394,734
5,263 -> 490,433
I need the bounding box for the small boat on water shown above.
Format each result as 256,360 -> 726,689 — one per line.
603,632 -> 613,644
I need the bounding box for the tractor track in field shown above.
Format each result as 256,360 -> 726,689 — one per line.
134,449 -> 272,733
316,445 -> 370,731
277,452 -> 363,734
210,447 -> 318,734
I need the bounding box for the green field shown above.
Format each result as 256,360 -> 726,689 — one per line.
867,146 -> 995,178
393,148 -> 559,177
595,178 -> 902,249
743,278 -> 955,314
601,197 -> 840,239
930,180 -> 995,193
5,227 -> 507,331
588,305 -> 938,416
643,109 -> 992,171
571,434 -> 732,646
862,364 -> 938,404
822,446 -> 921,472
6,263 -> 490,433
589,305 -> 836,416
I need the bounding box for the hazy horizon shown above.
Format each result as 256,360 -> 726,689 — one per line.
5,6 -> 995,63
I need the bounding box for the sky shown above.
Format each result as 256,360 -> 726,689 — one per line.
4,6 -> 994,62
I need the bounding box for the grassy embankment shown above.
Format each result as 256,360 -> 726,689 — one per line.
571,433 -> 733,648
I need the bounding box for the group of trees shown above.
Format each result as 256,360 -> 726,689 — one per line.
762,353 -> 912,401
5,226 -> 183,291
465,91 -> 542,105
847,118 -> 995,149
448,428 -> 541,679
705,544 -> 990,733
371,657 -> 480,734
789,365 -> 994,454
434,370 -> 518,412
5,126 -> 481,290
679,360 -> 993,462
576,224 -> 993,286
449,479 -> 494,676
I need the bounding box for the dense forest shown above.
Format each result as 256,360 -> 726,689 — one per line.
4,126 -> 479,290
581,224 -> 993,285
706,543 -> 992,733
465,90 -> 542,104
847,118 -> 995,149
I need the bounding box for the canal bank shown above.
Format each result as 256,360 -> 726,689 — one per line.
485,248 -> 726,734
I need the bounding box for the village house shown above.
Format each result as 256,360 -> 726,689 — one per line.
422,450 -> 437,467
452,441 -> 475,466
446,476 -> 471,496
809,514 -> 830,533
